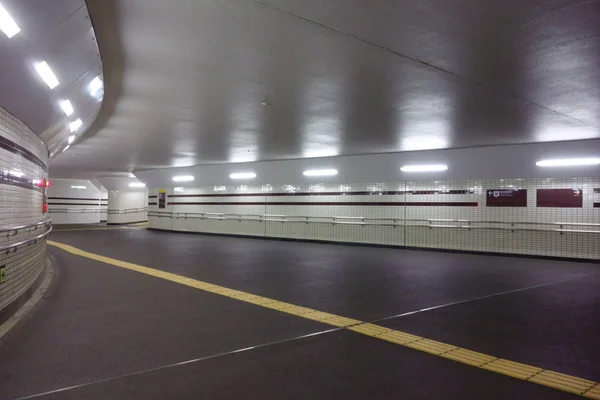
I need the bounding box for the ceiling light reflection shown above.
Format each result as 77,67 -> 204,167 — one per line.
59,100 -> 74,116
34,61 -> 59,89
0,4 -> 20,38
69,119 -> 83,132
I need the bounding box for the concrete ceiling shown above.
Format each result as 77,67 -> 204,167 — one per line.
0,0 -> 103,152
45,0 -> 600,177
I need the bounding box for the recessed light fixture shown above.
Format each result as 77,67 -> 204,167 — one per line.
62,145 -> 70,152
0,4 -> 21,38
303,169 -> 338,177
400,164 -> 448,172
88,76 -> 103,97
34,61 -> 59,89
67,135 -> 75,144
69,119 -> 83,132
229,172 -> 257,180
535,158 -> 600,167
129,182 -> 146,188
71,185 -> 86,189
172,175 -> 194,182
59,100 -> 74,116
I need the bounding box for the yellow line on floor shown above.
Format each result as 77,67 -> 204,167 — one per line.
47,239 -> 599,398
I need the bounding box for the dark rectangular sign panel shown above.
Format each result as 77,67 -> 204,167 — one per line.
486,189 -> 527,207
537,189 -> 583,208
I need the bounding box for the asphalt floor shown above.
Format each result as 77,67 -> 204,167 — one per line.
0,225 -> 597,399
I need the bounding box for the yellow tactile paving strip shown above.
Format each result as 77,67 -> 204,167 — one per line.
48,239 -> 599,398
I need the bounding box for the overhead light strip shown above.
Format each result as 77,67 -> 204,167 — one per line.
129,182 -> 146,188
68,135 -> 75,144
69,119 -> 83,132
229,172 -> 257,180
88,76 -> 103,97
173,175 -> 194,182
400,164 -> 448,172
59,100 -> 74,116
34,61 -> 59,89
535,158 -> 600,167
0,4 -> 21,38
303,169 -> 338,177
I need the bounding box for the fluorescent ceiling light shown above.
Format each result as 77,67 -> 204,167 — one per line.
0,4 -> 21,38
88,76 -> 103,97
129,182 -> 146,188
173,175 -> 194,182
400,164 -> 448,172
303,169 -> 338,177
229,172 -> 257,180
174,187 -> 184,192
71,185 -> 86,189
69,119 -> 83,132
128,173 -> 136,178
34,61 -> 59,89
67,135 -> 75,144
62,145 -> 70,152
32,179 -> 42,185
535,158 -> 600,167
59,99 -> 74,116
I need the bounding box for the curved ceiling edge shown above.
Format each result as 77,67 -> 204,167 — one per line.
67,0 -> 123,150
0,0 -> 105,157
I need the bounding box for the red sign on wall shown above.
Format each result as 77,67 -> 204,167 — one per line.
536,189 -> 583,208
486,189 -> 527,207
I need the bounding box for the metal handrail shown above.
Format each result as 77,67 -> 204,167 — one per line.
107,207 -> 147,215
147,211 -> 600,234
48,208 -> 107,215
0,218 -> 52,235
0,225 -> 53,253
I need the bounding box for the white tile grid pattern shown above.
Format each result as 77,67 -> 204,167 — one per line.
107,190 -> 148,224
47,179 -> 105,224
0,107 -> 49,312
149,177 -> 600,260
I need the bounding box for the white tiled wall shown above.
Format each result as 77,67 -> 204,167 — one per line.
0,106 -> 49,312
47,179 -> 106,224
149,177 -> 600,260
107,190 -> 148,224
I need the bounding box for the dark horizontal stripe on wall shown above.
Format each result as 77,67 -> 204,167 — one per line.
0,134 -> 47,171
48,197 -> 104,201
594,203 -> 600,208
594,189 -> 600,194
170,190 -> 474,198
48,203 -> 107,206
148,202 -> 157,205
148,195 -> 158,199
169,201 -> 478,207
0,171 -> 44,193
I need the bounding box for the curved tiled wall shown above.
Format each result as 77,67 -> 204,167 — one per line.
0,107 -> 49,319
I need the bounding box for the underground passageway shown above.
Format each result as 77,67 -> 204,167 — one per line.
0,226 -> 598,399
2,0 -> 600,398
